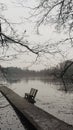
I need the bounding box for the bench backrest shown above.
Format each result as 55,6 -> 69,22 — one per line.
30,88 -> 38,98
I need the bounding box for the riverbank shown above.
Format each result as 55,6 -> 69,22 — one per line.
0,92 -> 25,130
0,85 -> 73,130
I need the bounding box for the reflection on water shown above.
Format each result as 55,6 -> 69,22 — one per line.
8,77 -> 73,92
7,78 -> 73,125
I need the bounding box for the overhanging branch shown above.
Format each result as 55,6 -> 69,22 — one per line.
0,32 -> 39,55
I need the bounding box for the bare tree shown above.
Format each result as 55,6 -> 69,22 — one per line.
32,0 -> 73,74
30,0 -> 73,32
15,0 -> 73,90
0,1 -> 73,80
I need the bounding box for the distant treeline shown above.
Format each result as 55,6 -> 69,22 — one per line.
0,66 -> 52,78
0,60 -> 73,82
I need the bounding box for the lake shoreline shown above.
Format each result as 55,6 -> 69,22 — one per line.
0,85 -> 73,130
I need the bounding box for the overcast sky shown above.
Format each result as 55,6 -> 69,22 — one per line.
0,0 -> 73,70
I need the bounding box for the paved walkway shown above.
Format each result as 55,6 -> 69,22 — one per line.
0,85 -> 73,130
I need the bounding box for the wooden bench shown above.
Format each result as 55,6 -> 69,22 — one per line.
25,88 -> 38,104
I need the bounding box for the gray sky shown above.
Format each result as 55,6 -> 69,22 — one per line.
0,0 -> 73,70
